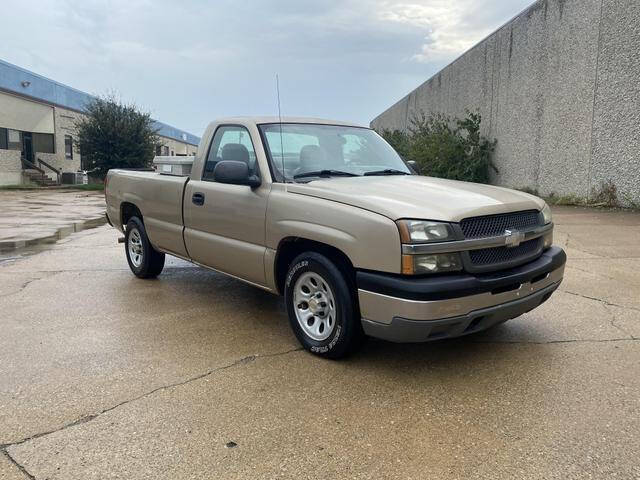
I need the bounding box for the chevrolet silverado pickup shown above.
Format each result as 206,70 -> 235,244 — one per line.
105,116 -> 566,358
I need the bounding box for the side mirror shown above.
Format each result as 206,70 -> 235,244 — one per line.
213,160 -> 261,188
406,160 -> 418,174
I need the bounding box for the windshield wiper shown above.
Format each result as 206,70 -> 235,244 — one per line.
293,169 -> 360,180
363,169 -> 411,176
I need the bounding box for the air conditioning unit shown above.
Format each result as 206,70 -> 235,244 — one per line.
76,172 -> 88,184
61,172 -> 76,184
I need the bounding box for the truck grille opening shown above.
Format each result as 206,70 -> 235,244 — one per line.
469,238 -> 542,267
460,210 -> 541,239
460,210 -> 544,271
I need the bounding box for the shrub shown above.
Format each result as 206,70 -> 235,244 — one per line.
379,128 -> 411,160
380,110 -> 497,184
589,179 -> 618,207
75,95 -> 159,177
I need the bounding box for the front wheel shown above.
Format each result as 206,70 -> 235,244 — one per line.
125,217 -> 165,278
284,252 -> 363,359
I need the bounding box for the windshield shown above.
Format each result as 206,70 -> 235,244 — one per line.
259,123 -> 411,182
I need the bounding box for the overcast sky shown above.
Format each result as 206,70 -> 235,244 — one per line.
1,0 -> 533,136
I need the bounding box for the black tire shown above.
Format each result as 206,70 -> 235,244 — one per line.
124,217 -> 165,278
284,252 -> 363,359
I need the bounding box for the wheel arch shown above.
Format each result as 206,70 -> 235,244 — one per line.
120,202 -> 143,228
274,237 -> 357,296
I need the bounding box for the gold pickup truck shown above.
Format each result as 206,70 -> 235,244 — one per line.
105,117 -> 566,358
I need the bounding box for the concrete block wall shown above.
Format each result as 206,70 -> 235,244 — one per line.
371,0 -> 640,205
51,106 -> 83,173
0,149 -> 23,185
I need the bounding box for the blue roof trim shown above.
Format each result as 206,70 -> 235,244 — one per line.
0,58 -> 200,146
151,120 -> 200,146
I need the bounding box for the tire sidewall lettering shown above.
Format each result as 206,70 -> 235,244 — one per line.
285,260 -> 308,288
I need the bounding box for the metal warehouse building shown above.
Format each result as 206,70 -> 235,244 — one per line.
0,59 -> 200,186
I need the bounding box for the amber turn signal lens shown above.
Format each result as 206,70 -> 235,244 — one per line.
402,255 -> 415,275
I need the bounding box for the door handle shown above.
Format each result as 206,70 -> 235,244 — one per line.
192,192 -> 205,206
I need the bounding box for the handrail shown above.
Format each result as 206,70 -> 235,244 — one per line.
21,157 -> 46,175
37,158 -> 61,184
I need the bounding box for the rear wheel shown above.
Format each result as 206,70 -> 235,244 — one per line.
284,252 -> 363,359
124,217 -> 165,278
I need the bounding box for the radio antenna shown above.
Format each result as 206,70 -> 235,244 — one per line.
276,74 -> 286,183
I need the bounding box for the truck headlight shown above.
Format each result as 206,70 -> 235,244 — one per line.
402,252 -> 463,275
396,220 -> 455,243
541,203 -> 552,225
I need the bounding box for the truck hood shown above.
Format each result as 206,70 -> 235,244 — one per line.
285,175 -> 545,222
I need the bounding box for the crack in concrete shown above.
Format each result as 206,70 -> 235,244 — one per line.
601,303 -> 636,341
0,346 -> 303,452
562,232 -> 607,259
2,449 -> 36,480
0,266 -> 203,298
566,264 -> 640,287
0,266 -> 198,280
0,273 -> 57,299
561,290 -> 638,340
562,289 -> 640,314
565,264 -> 623,284
2,450 -> 35,480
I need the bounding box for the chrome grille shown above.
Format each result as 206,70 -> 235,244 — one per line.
460,210 -> 541,239
460,210 -> 544,271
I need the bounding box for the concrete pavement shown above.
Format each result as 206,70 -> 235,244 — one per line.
0,190 -> 105,253
0,206 -> 638,479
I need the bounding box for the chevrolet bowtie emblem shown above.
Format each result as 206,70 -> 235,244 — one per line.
504,229 -> 525,248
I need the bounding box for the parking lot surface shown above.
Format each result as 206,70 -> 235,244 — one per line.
1,206 -> 639,479
0,190 -> 105,253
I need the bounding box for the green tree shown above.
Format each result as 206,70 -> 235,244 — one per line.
75,95 -> 159,177
379,110 -> 497,184
380,128 -> 411,159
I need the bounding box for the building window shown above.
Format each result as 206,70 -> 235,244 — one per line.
33,133 -> 55,154
163,146 -> 169,156
155,145 -> 162,156
171,150 -> 174,156
7,129 -> 22,151
65,135 -> 73,159
0,128 -> 7,150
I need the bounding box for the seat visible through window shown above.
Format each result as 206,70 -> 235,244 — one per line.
221,143 -> 250,165
202,125 -> 258,181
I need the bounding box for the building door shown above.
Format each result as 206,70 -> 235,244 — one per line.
22,132 -> 33,163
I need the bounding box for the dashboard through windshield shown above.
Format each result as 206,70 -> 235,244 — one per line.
259,123 -> 411,182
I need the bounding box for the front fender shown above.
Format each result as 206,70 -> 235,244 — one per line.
266,188 -> 402,274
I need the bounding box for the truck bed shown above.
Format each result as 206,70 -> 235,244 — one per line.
106,170 -> 189,257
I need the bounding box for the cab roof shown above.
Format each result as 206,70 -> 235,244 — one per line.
212,116 -> 367,128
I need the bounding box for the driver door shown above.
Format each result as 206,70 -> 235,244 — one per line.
183,124 -> 269,286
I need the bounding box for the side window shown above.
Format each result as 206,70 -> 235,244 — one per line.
0,128 -> 7,150
64,135 -> 73,159
202,126 -> 258,181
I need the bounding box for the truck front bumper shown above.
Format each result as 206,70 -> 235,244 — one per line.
357,247 -> 566,343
